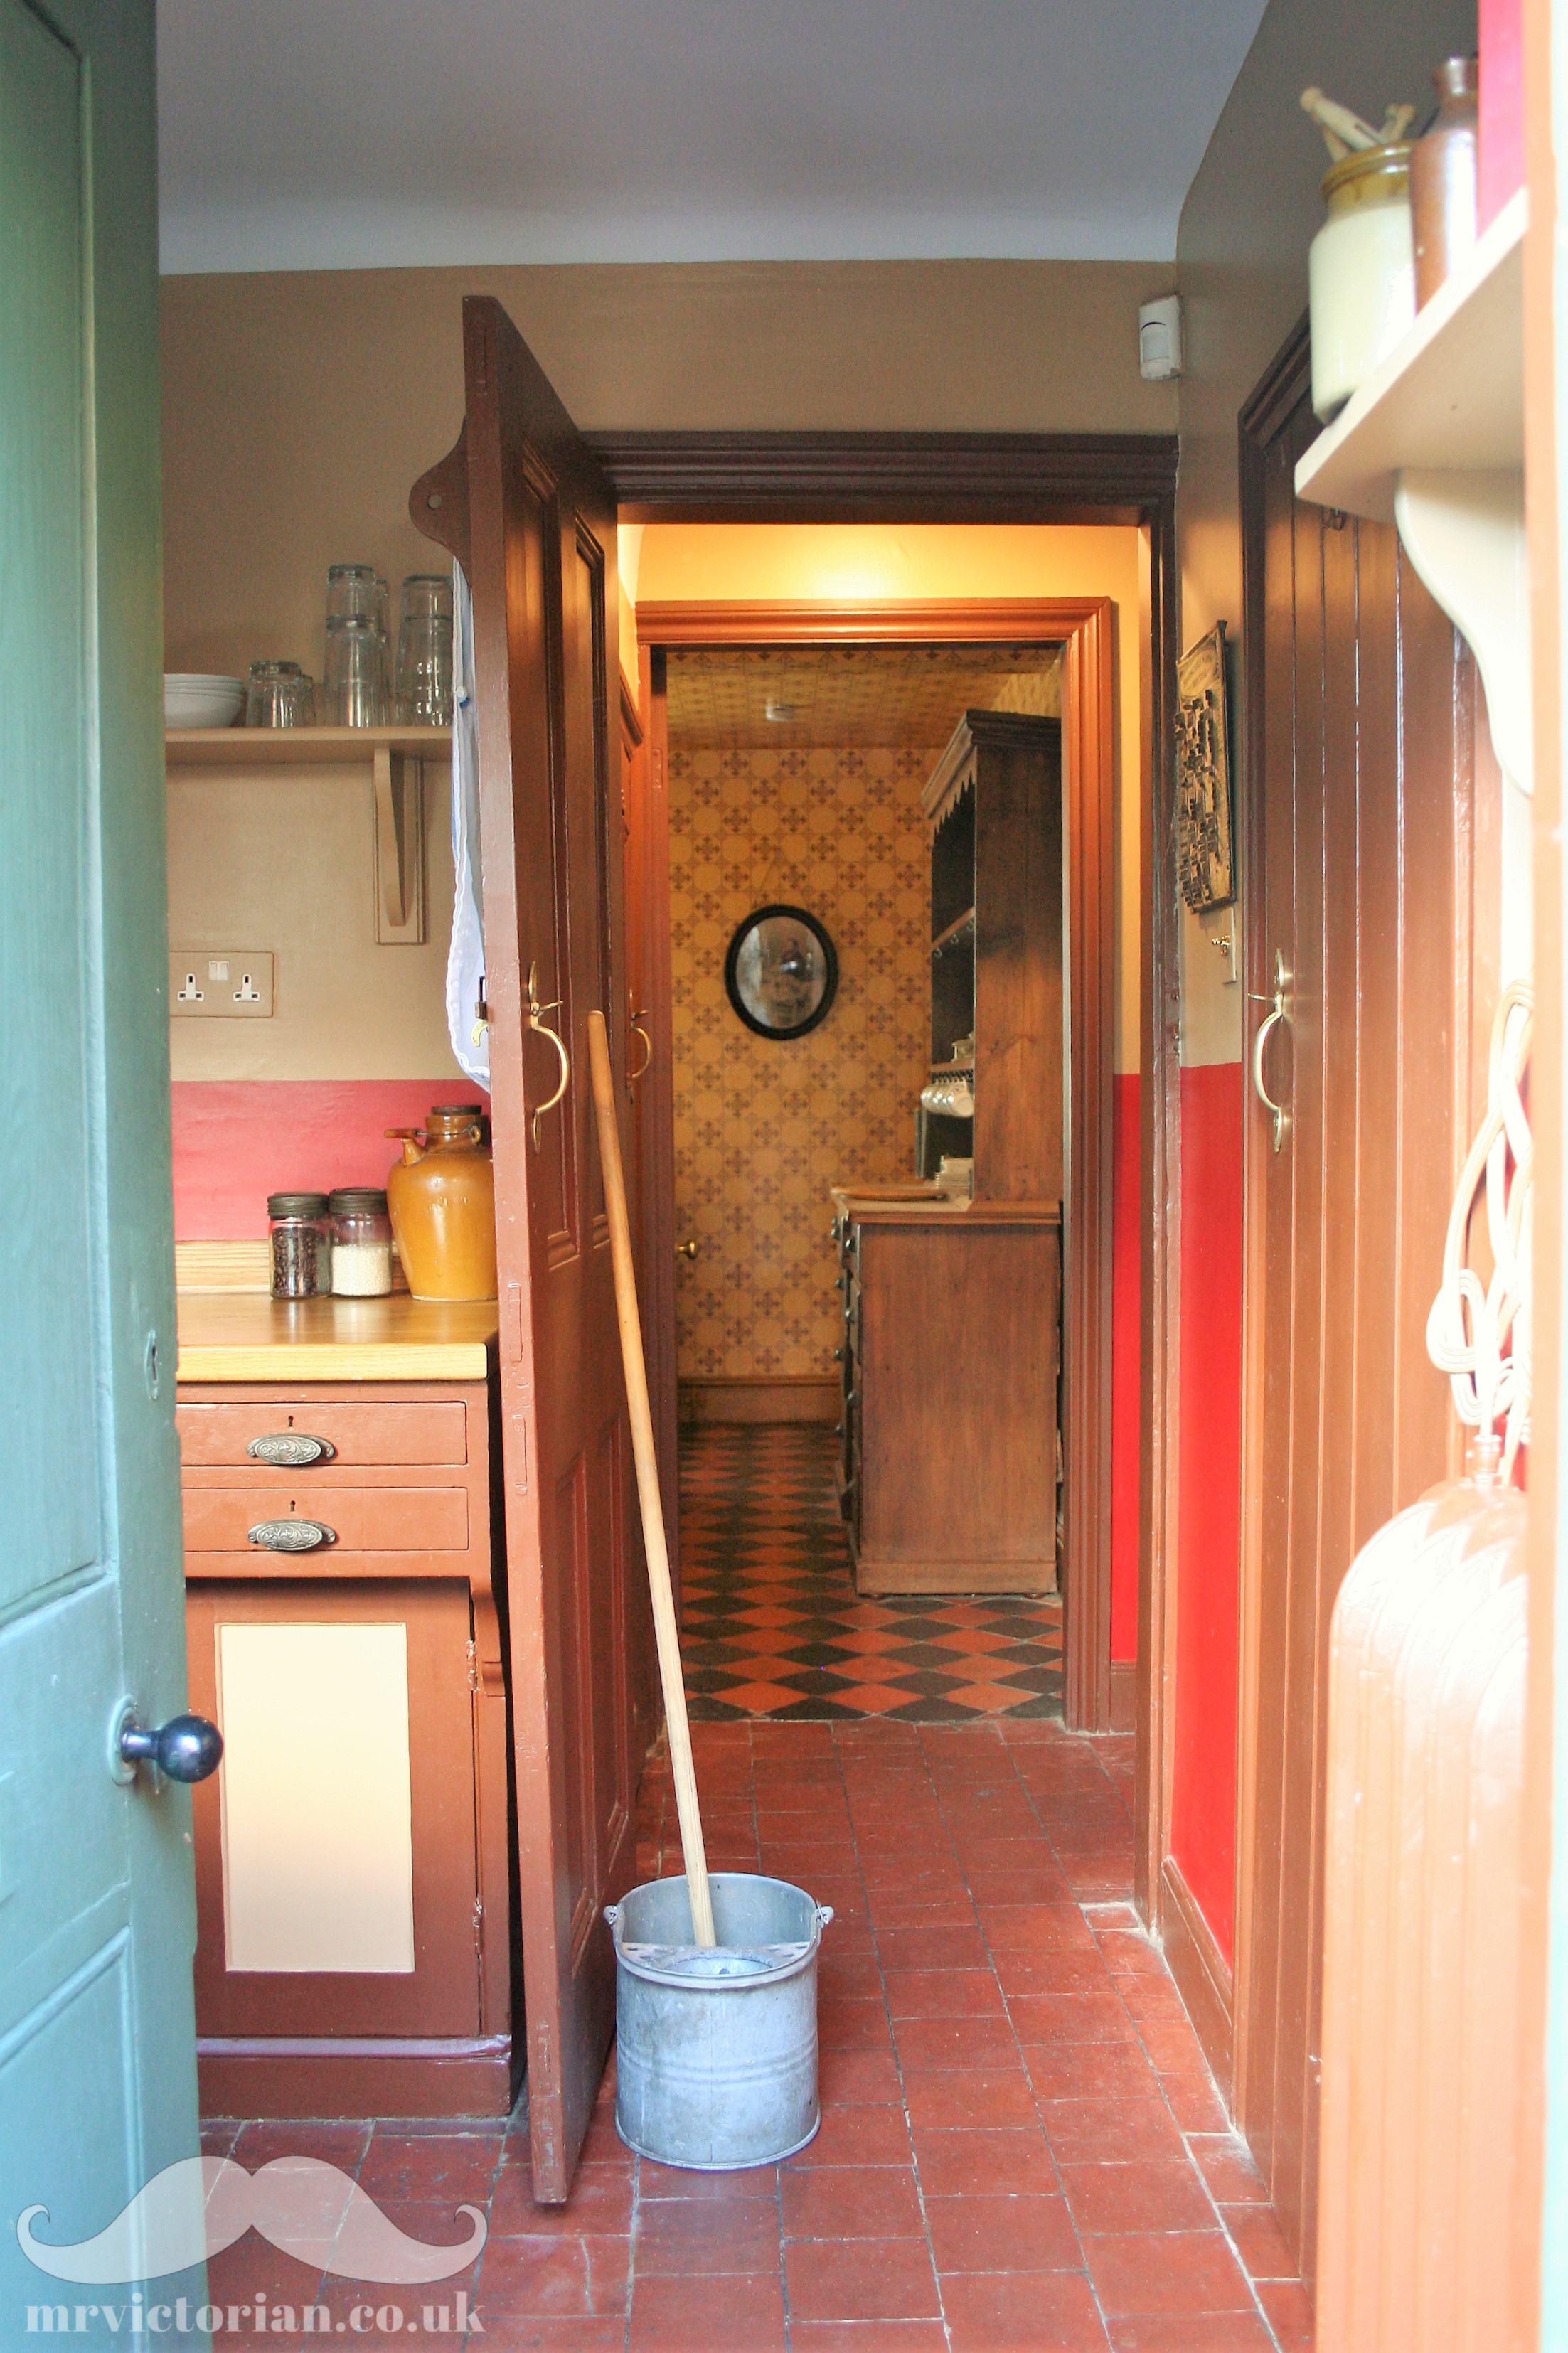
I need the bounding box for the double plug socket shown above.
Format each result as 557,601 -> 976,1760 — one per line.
170,949 -> 274,1018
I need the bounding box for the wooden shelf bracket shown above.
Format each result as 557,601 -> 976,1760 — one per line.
373,747 -> 428,945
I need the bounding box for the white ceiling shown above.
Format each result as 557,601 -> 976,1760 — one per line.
157,0 -> 1269,275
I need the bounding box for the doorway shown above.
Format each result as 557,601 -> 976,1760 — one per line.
629,582 -> 1129,1734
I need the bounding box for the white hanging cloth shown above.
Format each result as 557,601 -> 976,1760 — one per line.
446,560 -> 489,1089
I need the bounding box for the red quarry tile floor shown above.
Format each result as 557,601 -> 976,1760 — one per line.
205,1722 -> 1307,2349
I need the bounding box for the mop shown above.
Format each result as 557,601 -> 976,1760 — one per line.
587,1010 -> 831,2167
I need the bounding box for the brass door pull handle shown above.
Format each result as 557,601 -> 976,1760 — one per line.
527,961 -> 570,1151
676,1239 -> 698,1261
629,998 -> 653,1081
1252,950 -> 1292,1153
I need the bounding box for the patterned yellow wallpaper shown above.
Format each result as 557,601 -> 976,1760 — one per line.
669,742 -> 936,1380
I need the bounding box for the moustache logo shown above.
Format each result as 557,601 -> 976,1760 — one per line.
18,2155 -> 487,2285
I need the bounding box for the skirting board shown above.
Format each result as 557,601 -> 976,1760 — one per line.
1110,1660 -> 1137,1732
198,2034 -> 513,2120
679,1376 -> 838,1425
853,1556 -> 1058,1596
1158,1856 -> 1234,2097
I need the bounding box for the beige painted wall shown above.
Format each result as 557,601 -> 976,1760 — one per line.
161,267 -> 1160,1083
161,260 -> 1173,681
1172,0 -> 1475,1065
166,763 -> 462,1082
640,523 -> 1144,1074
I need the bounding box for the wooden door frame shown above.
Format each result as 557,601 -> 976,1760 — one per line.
585,422 -> 1178,1753
636,595 -> 1114,1727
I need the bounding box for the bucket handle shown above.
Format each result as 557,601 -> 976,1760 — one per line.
604,1902 -> 832,1933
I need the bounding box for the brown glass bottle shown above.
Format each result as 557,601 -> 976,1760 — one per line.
1411,55 -> 1479,308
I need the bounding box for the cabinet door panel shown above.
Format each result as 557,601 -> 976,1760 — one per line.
186,1580 -> 481,2037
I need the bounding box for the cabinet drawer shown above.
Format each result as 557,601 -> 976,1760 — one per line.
183,1485 -> 470,1555
178,1400 -> 467,1469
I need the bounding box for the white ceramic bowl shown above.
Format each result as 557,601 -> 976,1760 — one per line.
164,673 -> 244,730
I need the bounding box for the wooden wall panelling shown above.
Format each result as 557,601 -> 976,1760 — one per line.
1234,324 -> 1488,2273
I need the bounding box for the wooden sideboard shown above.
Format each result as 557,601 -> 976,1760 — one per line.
176,1294 -> 514,2118
832,1197 -> 1061,1595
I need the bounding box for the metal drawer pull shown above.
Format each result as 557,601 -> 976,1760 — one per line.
247,1432 -> 334,1468
247,1518 -> 335,1552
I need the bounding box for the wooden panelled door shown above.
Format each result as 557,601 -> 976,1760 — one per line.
0,1 -> 210,2330
1234,325 -> 1500,2273
412,298 -> 651,2202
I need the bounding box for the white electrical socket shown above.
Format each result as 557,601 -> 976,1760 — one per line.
170,949 -> 274,1018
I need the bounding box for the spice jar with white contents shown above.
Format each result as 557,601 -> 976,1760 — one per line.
329,1186 -> 395,1296
269,1192 -> 333,1300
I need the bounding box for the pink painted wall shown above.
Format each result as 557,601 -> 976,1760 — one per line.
170,1080 -> 488,1239
1168,1060 -> 1245,1961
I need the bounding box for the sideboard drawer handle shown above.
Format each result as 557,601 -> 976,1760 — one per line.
247,1431 -> 335,1467
247,1518 -> 335,1552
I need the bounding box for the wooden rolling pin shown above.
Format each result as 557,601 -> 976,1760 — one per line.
586,1009 -> 717,1948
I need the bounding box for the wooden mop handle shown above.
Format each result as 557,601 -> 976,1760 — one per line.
586,1010 -> 716,1948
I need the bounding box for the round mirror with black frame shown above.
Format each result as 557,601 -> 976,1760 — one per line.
723,904 -> 839,1041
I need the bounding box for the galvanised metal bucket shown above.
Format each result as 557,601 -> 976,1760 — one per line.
607,1872 -> 833,2170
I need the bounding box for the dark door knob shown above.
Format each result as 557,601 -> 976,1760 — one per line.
119,1712 -> 224,1783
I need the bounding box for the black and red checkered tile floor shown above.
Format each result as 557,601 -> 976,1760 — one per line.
678,1423 -> 1064,1722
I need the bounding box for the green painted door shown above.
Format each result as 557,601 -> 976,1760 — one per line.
0,1 -> 208,2340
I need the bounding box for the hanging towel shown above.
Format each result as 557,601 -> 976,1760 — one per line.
446,560 -> 489,1089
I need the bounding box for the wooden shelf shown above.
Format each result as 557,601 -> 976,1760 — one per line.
165,725 -> 452,768
930,908 -> 976,957
1295,188 -> 1525,526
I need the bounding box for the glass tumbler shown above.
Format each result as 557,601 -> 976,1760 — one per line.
324,613 -> 387,727
395,573 -> 454,725
326,562 -> 378,621
246,659 -> 313,727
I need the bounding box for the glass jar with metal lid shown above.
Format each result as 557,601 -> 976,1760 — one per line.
268,1191 -> 333,1299
329,1186 -> 394,1296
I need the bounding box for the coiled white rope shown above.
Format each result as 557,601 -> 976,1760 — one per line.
1426,979 -> 1534,1477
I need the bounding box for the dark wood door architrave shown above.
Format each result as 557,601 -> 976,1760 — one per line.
637,597 -> 1114,1730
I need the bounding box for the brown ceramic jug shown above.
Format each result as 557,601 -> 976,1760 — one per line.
1411,55 -> 1478,306
385,1104 -> 498,1301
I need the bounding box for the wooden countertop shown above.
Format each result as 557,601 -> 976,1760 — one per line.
831,1183 -> 1060,1229
176,1291 -> 499,1382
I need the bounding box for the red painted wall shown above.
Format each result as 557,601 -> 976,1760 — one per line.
1110,1073 -> 1141,1662
170,1080 -> 489,1238
1169,1060 -> 1244,1961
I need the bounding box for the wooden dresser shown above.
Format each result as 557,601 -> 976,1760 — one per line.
176,1293 -> 514,2119
831,1196 -> 1061,1594
833,710 -> 1065,1596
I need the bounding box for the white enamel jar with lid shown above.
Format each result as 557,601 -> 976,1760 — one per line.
1308,145 -> 1415,422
